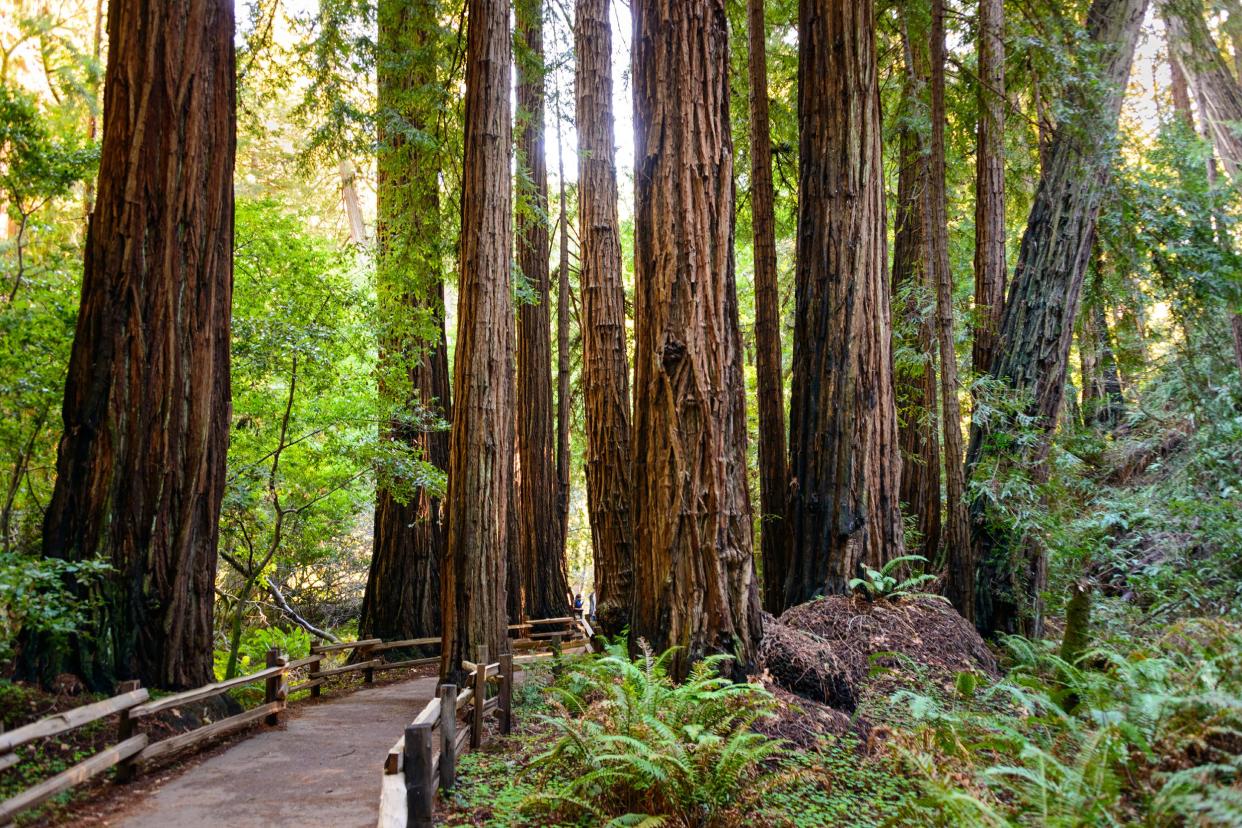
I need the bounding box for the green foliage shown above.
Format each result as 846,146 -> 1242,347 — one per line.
848,555 -> 944,602
213,625 -> 312,682
0,84 -> 95,224
757,734 -> 916,827
0,553 -> 107,664
892,624 -> 1242,826
521,641 -> 782,826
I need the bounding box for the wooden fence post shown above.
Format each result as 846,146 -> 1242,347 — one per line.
439,684 -> 456,790
404,722 -> 433,828
310,654 -> 322,698
264,648 -> 287,725
471,645 -> 487,749
114,680 -> 141,783
362,643 -> 375,686
499,652 -> 513,736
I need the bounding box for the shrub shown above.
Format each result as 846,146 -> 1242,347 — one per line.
522,640 -> 782,827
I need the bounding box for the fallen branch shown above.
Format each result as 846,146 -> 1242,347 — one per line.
266,577 -> 340,643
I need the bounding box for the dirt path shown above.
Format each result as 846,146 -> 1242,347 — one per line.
111,675 -> 438,828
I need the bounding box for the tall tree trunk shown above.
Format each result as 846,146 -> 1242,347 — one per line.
630,0 -> 761,681
1162,0 -> 1242,378
441,0 -> 514,682
1079,307 -> 1103,416
973,0 -> 1006,379
928,0 -> 973,618
893,13 -> 942,563
1094,303 -> 1126,427
966,0 -> 1148,638
786,0 -> 905,606
515,0 -> 570,621
555,120 -> 572,554
361,0 -> 448,652
35,0 -> 235,691
745,0 -> 790,614
575,0 -> 634,636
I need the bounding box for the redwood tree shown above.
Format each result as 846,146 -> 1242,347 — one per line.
893,14 -> 941,563
441,0 -> 514,681
973,0 -> 1007,379
786,0 -> 905,606
36,0 -> 235,690
967,0 -> 1148,637
515,0 -> 571,621
361,0 -> 448,649
630,0 -> 761,680
575,0 -> 634,635
927,0 -> 973,619
745,0 -> 791,615
1161,0 -> 1242,376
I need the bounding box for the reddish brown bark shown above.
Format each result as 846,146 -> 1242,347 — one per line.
630,0 -> 761,681
1162,0 -> 1242,378
928,0 -> 973,620
361,0 -> 447,649
745,0 -> 790,614
575,0 -> 634,635
973,0 -> 1006,379
786,0 -> 905,605
967,0 -> 1148,637
37,0 -> 235,691
441,0 -> 514,682
555,124 -> 572,553
893,17 -> 942,563
516,0 -> 571,622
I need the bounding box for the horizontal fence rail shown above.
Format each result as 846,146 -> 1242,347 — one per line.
0,616 -> 592,827
378,613 -> 596,828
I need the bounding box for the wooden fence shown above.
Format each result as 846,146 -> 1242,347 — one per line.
379,614 -> 594,828
0,633 -> 441,826
0,616 -> 591,827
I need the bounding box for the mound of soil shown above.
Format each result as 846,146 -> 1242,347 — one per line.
753,682 -> 860,751
759,595 -> 998,712
757,613 -> 855,711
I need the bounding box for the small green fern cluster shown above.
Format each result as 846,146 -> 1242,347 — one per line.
891,622 -> 1242,826
848,554 -> 945,602
521,640 -> 782,827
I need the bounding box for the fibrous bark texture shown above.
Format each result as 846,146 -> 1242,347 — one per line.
630,0 -> 762,681
893,17 -> 942,563
973,0 -> 1006,379
745,0 -> 791,615
37,0 -> 235,691
1161,0 -> 1242,378
362,0 -> 447,649
966,0 -> 1148,637
575,0 -> 634,636
516,0 -> 571,621
786,0 -> 905,606
441,0 -> 514,681
928,0 -> 974,620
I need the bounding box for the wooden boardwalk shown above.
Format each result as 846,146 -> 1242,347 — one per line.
111,675 -> 439,828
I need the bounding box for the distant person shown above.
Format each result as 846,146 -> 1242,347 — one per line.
588,592 -> 597,623
573,593 -> 583,615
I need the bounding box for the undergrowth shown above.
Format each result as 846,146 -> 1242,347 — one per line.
890,622 -> 1242,826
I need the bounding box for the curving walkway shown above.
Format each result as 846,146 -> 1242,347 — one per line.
112,675 -> 438,828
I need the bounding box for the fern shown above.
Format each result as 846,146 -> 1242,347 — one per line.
521,639 -> 781,826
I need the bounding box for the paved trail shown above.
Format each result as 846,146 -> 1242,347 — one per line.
115,676 -> 438,828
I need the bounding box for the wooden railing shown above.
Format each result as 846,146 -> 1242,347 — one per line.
379,614 -> 595,828
0,632 -> 441,825
0,647 -> 290,825
0,617 -> 588,826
